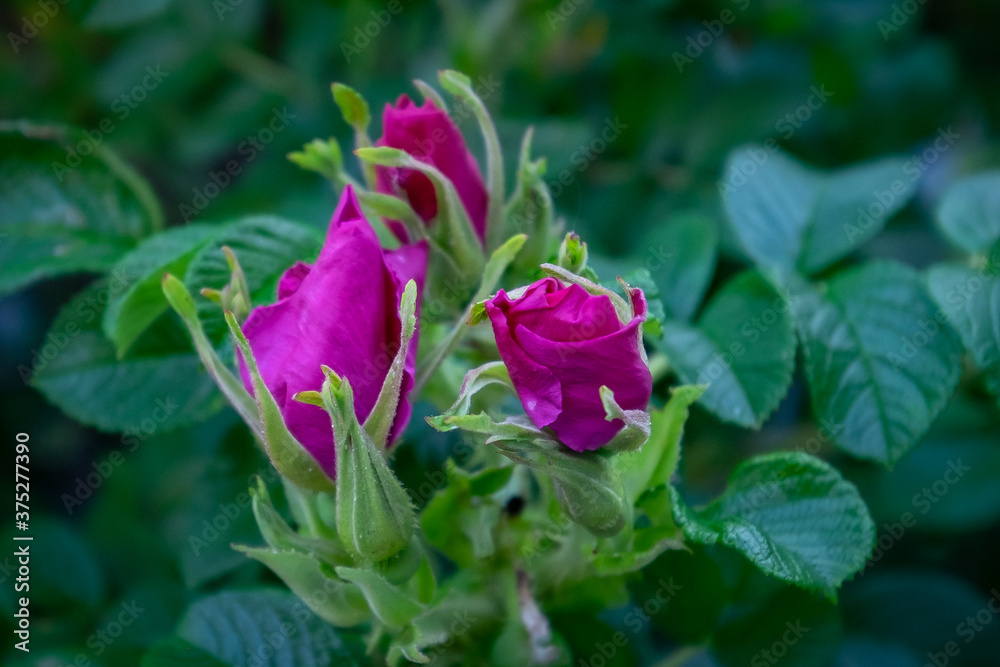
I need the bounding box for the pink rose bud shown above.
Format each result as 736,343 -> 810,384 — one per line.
375,94 -> 489,244
239,185 -> 427,476
485,277 -> 653,451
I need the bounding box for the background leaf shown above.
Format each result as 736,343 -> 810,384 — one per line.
658,270 -> 795,428
794,261 -> 963,465
177,590 -> 365,667
0,121 -> 162,296
935,172 -> 1000,253
641,211 -> 718,322
141,637 -> 231,667
102,223 -> 220,356
31,279 -> 224,433
927,258 -> 1000,402
723,146 -> 915,275
183,216 -> 322,340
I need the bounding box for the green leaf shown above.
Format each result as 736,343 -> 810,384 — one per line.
183,216 -> 322,341
29,279 -> 224,433
672,452 -> 875,600
103,223 -> 220,356
468,464 -> 515,496
927,259 -> 1000,401
386,590 -> 501,666
658,270 -> 795,428
141,637 -> 231,667
419,460 -> 505,567
0,121 -> 162,296
936,171 -> 1000,253
795,261 -> 963,465
177,590 -> 366,666
643,211 -> 718,321
723,146 -> 915,275
801,159 -> 916,274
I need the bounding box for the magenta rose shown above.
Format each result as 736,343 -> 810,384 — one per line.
239,185 -> 427,476
485,277 -> 652,452
375,94 -> 488,244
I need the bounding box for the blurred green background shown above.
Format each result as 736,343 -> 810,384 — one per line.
2,0 -> 1000,665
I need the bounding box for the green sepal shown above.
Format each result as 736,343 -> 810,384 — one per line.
506,127 -> 555,273
248,477 -> 349,568
225,310 -> 335,492
320,369 -> 416,563
374,534 -> 426,586
541,262 -> 633,323
287,137 -> 354,187
426,362 -> 630,537
496,439 -> 629,538
356,146 -> 485,277
468,300 -> 488,325
358,191 -> 429,242
412,78 -> 447,111
438,69 -> 506,252
556,231 -> 593,279
334,566 -> 425,630
363,280 -> 417,450
599,386 -> 651,453
431,361 -> 513,422
234,546 -> 371,627
203,246 -> 251,324
160,273 -> 259,433
332,82 -> 375,188
617,384 -> 705,501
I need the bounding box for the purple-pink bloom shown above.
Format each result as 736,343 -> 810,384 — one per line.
239,185 -> 427,476
485,277 -> 652,452
375,94 -> 488,245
